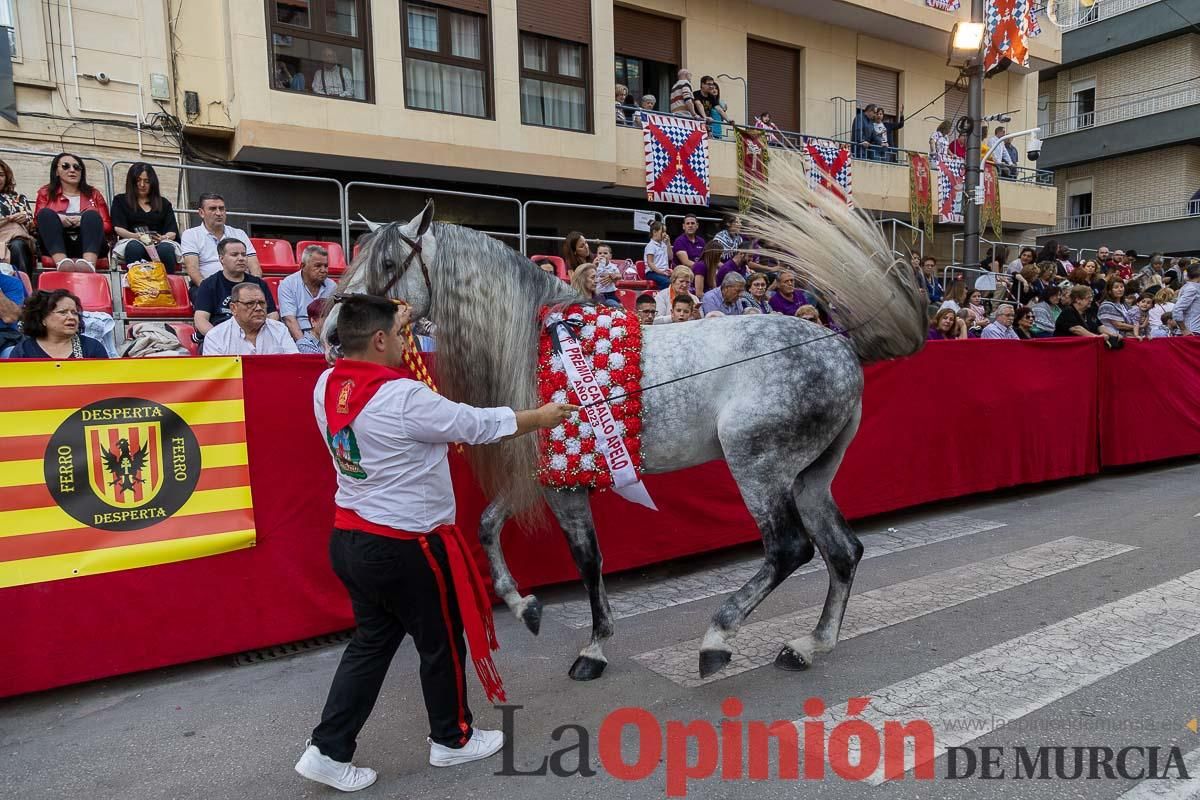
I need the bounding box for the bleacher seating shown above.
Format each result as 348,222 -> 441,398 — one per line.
251,238 -> 298,274
295,241 -> 346,275
531,255 -> 569,281
617,260 -> 655,290
123,321 -> 199,356
39,255 -> 109,271
616,289 -> 639,314
38,271 -> 113,313
264,276 -> 284,306
122,275 -> 192,318
15,270 -> 31,297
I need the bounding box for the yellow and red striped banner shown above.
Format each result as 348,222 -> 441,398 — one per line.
0,358 -> 255,588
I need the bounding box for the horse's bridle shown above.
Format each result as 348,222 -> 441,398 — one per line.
375,229 -> 432,300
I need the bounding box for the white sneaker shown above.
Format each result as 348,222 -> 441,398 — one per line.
295,743 -> 378,792
428,728 -> 504,767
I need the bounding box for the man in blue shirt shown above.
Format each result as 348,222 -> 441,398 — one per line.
700,272 -> 751,316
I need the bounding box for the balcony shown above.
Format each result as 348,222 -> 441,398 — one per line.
1037,83 -> 1200,168
1037,199 -> 1200,254
1052,0 -> 1200,68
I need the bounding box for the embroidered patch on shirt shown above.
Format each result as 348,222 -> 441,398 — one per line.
327,426 -> 367,479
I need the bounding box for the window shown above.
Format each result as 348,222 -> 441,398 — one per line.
1070,78 -> 1095,130
1067,178 -> 1093,230
266,0 -> 372,102
0,0 -> 17,61
613,7 -> 679,114
1037,93 -> 1050,131
520,33 -> 589,132
856,64 -> 900,123
402,1 -> 491,118
747,39 -> 801,132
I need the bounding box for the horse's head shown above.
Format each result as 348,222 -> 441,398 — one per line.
352,200 -> 438,318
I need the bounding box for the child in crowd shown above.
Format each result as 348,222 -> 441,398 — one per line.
643,221 -> 672,288
1159,311 -> 1180,337
1132,293 -> 1155,340
669,294 -> 695,323
593,244 -> 621,305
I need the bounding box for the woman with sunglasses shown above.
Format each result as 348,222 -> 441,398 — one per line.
7,288 -> 108,358
34,152 -> 112,272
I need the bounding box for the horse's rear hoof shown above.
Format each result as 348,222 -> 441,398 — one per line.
774,646 -> 811,672
698,648 -> 731,679
568,655 -> 607,681
520,597 -> 543,636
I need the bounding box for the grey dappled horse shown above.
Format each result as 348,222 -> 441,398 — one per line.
326,158 -> 926,682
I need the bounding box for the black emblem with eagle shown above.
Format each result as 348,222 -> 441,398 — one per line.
102,437 -> 149,493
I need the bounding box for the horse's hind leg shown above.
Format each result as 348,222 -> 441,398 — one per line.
776,404 -> 864,671
478,499 -> 543,635
544,488 -> 613,681
698,429 -> 818,679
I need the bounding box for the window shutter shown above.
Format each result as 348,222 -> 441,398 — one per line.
517,0 -> 590,44
427,0 -> 490,14
747,39 -> 800,132
855,63 -> 899,114
943,82 -> 968,125
613,7 -> 680,65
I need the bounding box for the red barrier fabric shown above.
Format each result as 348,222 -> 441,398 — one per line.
1098,338 -> 1200,466
0,338 -> 1171,698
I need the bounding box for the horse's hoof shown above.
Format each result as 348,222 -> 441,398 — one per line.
774,646 -> 811,672
698,648 -> 732,679
568,655 -> 607,681
520,597 -> 543,636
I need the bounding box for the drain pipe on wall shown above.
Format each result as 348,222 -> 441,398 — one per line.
64,0 -> 145,153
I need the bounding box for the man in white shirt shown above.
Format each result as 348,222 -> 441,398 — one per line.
295,295 -> 576,792
180,193 -> 261,285
981,304 -> 1019,339
278,244 -> 336,341
312,46 -> 356,98
201,283 -> 298,355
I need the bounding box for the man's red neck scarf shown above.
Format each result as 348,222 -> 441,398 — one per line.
324,358 -> 414,435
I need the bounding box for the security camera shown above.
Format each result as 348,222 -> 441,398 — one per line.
96,72 -> 110,85
1027,132 -> 1042,162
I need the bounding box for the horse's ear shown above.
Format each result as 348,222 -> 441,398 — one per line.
417,199 -> 435,237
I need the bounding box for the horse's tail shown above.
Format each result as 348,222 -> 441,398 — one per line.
740,151 -> 927,364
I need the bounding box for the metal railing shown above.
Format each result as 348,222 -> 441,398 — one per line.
879,218 -> 926,258
1043,199 -> 1200,234
1042,82 -> 1200,137
951,235 -> 1038,267
522,200 -> 665,258
939,265 -> 1020,311
0,146 -> 112,198
1055,0 -> 1161,30
345,182 -> 522,254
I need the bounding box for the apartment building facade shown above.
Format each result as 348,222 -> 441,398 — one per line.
0,0 -> 1059,262
1037,0 -> 1200,256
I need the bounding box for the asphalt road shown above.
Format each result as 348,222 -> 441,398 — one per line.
4,460 -> 1200,800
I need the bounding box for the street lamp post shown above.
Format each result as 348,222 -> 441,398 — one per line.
963,0 -> 986,270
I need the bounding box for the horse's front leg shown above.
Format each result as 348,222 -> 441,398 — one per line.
544,488 -> 613,681
478,499 -> 543,635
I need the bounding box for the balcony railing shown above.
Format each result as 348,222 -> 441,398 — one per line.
1041,82 -> 1200,137
1045,199 -> 1200,233
1055,0 -> 1161,31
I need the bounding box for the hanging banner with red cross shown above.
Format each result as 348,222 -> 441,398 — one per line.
802,137 -> 854,208
984,0 -> 1038,74
642,112 -> 710,206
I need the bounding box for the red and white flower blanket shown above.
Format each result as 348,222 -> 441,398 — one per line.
536,304 -> 656,509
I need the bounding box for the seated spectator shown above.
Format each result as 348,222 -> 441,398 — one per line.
981,304 -> 1019,339
711,213 -> 743,261
8,288 -> 107,358
562,231 -> 591,278
743,272 -> 772,314
665,293 -> 696,323
939,281 -> 967,313
670,68 -> 705,119
928,307 -> 966,340
0,159 -> 34,275
193,238 -> 278,348
1157,310 -> 1180,337
1165,257 -> 1188,290
716,250 -> 752,288
1031,285 -> 1061,337
1069,262 -> 1105,302
1013,262 -> 1043,304
1007,247 -> 1036,275
181,193 -> 260,285
634,293 -> 657,326
0,264 -> 27,352
1098,278 -> 1137,337
796,304 -> 821,324
1172,262 -> 1200,335
918,255 -> 944,304
312,46 -> 356,97
111,163 -> 180,273
1055,285 -> 1120,343
1096,245 -> 1117,273
1012,306 -> 1036,339
643,221 -> 672,288
672,215 -> 707,293
35,152 -> 111,272
1117,249 -> 1136,281
699,240 -> 724,293
202,282 -> 299,356
654,266 -> 700,323
961,289 -> 988,331
274,58 -> 306,91
754,112 -> 784,145
570,263 -> 620,308
593,244 -> 621,304
278,244 -> 336,341
1149,287 -> 1176,338
769,271 -> 813,316
1131,292 -> 1155,340
701,272 -> 751,316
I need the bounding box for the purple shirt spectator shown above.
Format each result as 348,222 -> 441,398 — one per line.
673,233 -> 706,274
715,258 -> 746,287
769,289 -> 811,316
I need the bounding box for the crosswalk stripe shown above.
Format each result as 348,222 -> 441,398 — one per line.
1117,745 -> 1200,799
551,515 -> 1007,629
632,536 -> 1136,687
806,567 -> 1200,785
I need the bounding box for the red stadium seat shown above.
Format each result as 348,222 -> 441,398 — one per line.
295,241 -> 346,275
616,289 -> 639,314
39,255 -> 110,271
122,274 -> 192,318
264,275 -> 284,306
126,322 -> 199,355
15,270 -> 31,297
617,259 -> 654,290
251,238 -> 297,274
531,255 -> 568,281
37,271 -> 113,312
